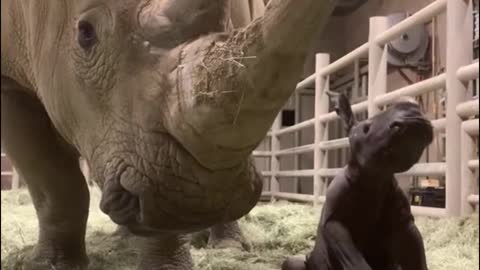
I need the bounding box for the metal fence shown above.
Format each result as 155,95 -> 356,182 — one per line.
254,0 -> 479,217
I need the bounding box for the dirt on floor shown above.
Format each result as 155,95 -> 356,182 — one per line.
1,188 -> 478,270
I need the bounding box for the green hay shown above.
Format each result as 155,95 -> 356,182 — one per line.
1,188 -> 478,270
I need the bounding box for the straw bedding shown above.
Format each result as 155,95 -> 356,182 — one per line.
2,188 -> 478,270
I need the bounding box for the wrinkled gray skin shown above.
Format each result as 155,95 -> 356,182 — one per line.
1,0 -> 338,269
282,95 -> 433,270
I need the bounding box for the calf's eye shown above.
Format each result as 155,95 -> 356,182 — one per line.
78,20 -> 97,49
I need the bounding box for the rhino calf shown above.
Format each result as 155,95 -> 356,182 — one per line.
282,95 -> 433,270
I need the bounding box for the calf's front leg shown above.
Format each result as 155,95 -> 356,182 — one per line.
391,221 -> 428,270
323,221 -> 372,270
387,184 -> 428,270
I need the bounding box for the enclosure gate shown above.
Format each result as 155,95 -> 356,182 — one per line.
254,0 -> 479,217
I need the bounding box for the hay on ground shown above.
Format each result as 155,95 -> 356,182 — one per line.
1,188 -> 478,270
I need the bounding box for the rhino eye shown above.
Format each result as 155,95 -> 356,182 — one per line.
78,20 -> 97,49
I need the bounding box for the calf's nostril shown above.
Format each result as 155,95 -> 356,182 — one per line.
363,124 -> 370,134
390,122 -> 405,134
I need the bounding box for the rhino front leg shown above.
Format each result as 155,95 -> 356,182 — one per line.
137,233 -> 193,270
1,79 -> 90,270
208,221 -> 250,250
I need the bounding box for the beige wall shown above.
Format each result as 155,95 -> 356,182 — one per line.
303,16 -> 348,77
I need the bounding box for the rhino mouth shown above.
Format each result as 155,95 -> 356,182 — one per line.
382,117 -> 433,172
98,133 -> 262,234
100,156 -> 228,233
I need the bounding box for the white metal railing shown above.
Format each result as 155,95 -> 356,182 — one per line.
276,118 -> 315,136
456,99 -> 479,118
0,153 -> 19,189
457,61 -> 480,82
374,74 -> 447,107
319,43 -> 369,77
457,57 -> 479,215
255,0 -> 479,217
79,158 -> 90,183
460,118 -> 479,215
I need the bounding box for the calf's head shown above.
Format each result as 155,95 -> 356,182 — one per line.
329,93 -> 434,174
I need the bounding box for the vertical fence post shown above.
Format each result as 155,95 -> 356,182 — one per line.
293,90 -> 301,194
80,159 -> 90,184
461,123 -> 478,216
270,115 -> 281,201
362,74 -> 368,120
368,17 -> 389,117
446,0 -> 473,217
11,167 -> 20,189
362,75 -> 368,98
353,59 -> 360,100
314,53 -> 330,207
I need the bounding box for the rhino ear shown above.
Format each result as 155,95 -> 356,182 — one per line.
326,91 -> 357,133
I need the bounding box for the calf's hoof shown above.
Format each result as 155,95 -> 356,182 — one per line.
282,255 -> 307,270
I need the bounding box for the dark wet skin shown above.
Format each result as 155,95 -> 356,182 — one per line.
282,94 -> 433,270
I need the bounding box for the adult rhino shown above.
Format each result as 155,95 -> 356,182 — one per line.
1,0 -> 338,269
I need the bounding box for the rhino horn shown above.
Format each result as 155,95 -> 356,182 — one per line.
137,0 -> 230,48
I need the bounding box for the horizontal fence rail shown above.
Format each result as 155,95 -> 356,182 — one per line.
457,61 -> 480,82
319,43 -> 369,76
456,99 -> 479,118
374,0 -> 447,45
374,74 -> 447,107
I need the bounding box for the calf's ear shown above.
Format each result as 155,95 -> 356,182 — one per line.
326,91 -> 356,133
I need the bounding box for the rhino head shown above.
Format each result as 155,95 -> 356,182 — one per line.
29,0 -> 337,234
